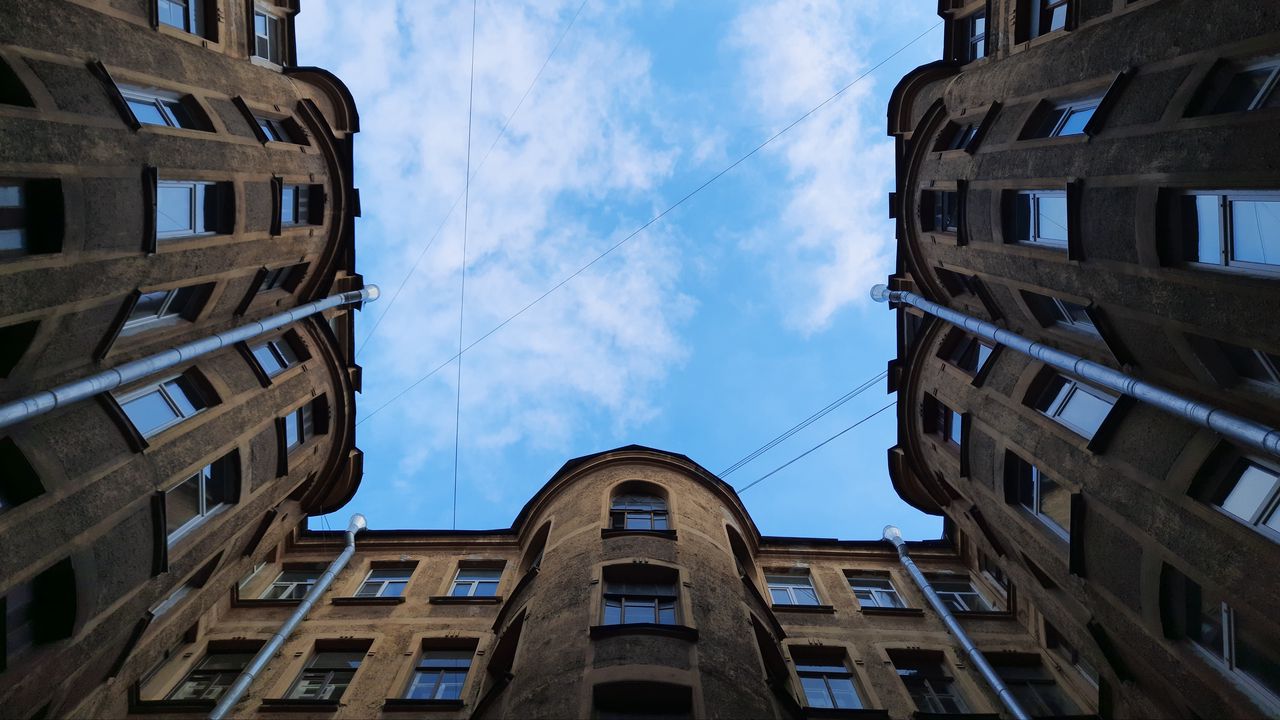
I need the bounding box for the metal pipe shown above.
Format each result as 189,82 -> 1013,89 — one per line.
0,285 -> 379,432
882,526 -> 1032,720
208,513 -> 367,720
871,284 -> 1280,460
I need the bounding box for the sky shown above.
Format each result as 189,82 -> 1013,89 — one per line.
298,0 -> 945,541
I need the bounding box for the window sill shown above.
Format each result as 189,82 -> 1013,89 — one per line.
951,609 -> 1015,621
129,699 -> 216,714
589,623 -> 698,642
331,596 -> 406,606
911,713 -> 1001,720
804,708 -> 891,720
1013,133 -> 1089,150
771,603 -> 836,614
428,595 -> 503,605
232,597 -> 302,608
260,698 -> 340,712
382,698 -> 465,712
858,606 -> 924,618
600,528 -> 678,540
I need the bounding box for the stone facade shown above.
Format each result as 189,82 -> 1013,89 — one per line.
126,447 -> 1097,720
887,0 -> 1280,718
0,0 -> 364,716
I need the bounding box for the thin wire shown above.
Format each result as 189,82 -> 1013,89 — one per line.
355,21 -> 942,428
736,399 -> 898,494
356,0 -> 591,358
452,0 -> 479,531
720,369 -> 887,477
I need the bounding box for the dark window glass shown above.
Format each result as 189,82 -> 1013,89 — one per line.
1035,375 -> 1115,439
261,570 -> 320,600
893,653 -> 967,714
287,651 -> 364,701
167,652 -> 254,701
795,656 -> 863,709
1211,63 -> 1280,114
165,456 -> 234,539
406,649 -> 472,700
609,493 -> 668,530
449,567 -> 501,597
990,655 -> 1079,717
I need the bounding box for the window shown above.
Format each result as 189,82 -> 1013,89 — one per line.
1044,622 -> 1100,687
963,11 -> 987,62
602,573 -> 678,625
923,190 -> 959,233
157,181 -> 230,239
449,567 -> 501,597
1211,338 -> 1280,387
280,184 -> 312,226
251,336 -> 300,378
119,86 -> 201,129
256,116 -> 297,143
253,8 -> 285,65
1203,57 -> 1280,115
0,57 -> 34,107
891,651 -> 968,714
1034,375 -> 1116,439
935,267 -> 983,299
122,284 -> 207,335
979,552 -> 1009,592
847,573 -> 905,609
927,397 -> 963,447
259,264 -> 304,293
1214,459 -> 1280,540
793,651 -> 864,709
406,648 -> 472,700
150,554 -> 219,618
1011,190 -> 1068,246
284,402 -> 315,451
116,374 -> 208,438
929,575 -> 993,612
1183,579 -> 1280,702
0,438 -> 43,513
166,651 -> 254,701
766,572 -> 819,606
356,567 -> 413,598
609,492 -> 668,530
3,580 -> 35,670
165,454 -> 236,541
937,121 -> 979,152
1009,452 -> 1071,539
1178,191 -> 1280,273
1027,100 -> 1098,139
261,569 -> 320,600
991,654 -> 1081,717
944,333 -> 994,375
287,650 -> 364,701
1022,291 -> 1098,335
158,0 -> 208,37
0,182 -> 24,253
593,682 -> 693,720
1029,0 -> 1070,38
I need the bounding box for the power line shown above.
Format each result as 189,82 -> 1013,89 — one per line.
452,0 -> 479,531
355,21 -> 941,428
736,399 -> 898,494
355,0 -> 591,358
719,369 -> 887,477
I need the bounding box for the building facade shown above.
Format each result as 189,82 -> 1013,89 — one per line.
887,0 -> 1280,718
113,446 -> 1098,719
0,0 -> 365,716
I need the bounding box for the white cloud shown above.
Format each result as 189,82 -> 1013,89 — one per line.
296,1 -> 691,474
728,0 -> 905,333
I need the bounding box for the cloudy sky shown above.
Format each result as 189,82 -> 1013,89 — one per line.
298,0 -> 944,540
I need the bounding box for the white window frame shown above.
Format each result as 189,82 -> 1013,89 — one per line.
1013,190 -> 1069,247
252,7 -> 286,65
157,0 -> 206,37
114,374 -> 206,438
1214,459 -> 1280,542
1037,375 -> 1116,439
0,182 -> 25,252
766,573 -> 820,606
449,567 -> 501,597
929,576 -> 993,613
156,180 -> 216,239
1182,190 -> 1280,274
847,574 -> 906,609
1193,600 -> 1280,708
260,569 -> 318,600
251,336 -> 300,378
166,651 -> 252,701
122,286 -> 198,335
165,462 -> 232,543
1018,462 -> 1070,540
405,649 -> 473,701
256,115 -> 291,143
1216,57 -> 1280,113
119,86 -> 195,129
356,567 -> 413,598
286,651 -> 361,701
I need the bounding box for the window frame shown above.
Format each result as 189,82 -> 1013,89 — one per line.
121,285 -> 205,336
404,646 -> 473,701
285,650 -> 364,702
260,568 -> 320,600
928,575 -> 994,613
250,336 -> 301,379
115,373 -> 208,439
0,181 -> 26,254
165,650 -> 254,701
448,567 -> 502,598
601,576 -> 679,626
155,180 -> 221,240
1206,57 -> 1280,115
765,572 -> 821,606
1029,0 -> 1071,39
284,402 -> 314,452
893,652 -> 969,714
355,567 -> 413,598
252,6 -> 287,65
1034,374 -> 1117,440
963,10 -> 987,63
164,459 -> 235,543
1012,456 -> 1071,540
989,653 -> 1082,717
118,85 -> 201,130
1212,458 -> 1280,542
943,332 -> 995,376
156,0 -> 209,38
792,652 -> 865,710
609,492 -> 669,531
1010,190 -> 1069,247
1177,190 -> 1280,275
847,573 -> 907,609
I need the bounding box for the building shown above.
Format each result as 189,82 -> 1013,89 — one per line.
885,0 -> 1280,718
0,0 -> 366,716
110,445 -> 1097,719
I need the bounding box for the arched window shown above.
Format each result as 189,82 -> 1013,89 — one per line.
609,490 -> 668,531
520,522 -> 550,575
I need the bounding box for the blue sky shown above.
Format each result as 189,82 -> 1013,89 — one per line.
298,1 -> 945,541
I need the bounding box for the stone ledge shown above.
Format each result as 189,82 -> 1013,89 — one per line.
588,623 -> 699,642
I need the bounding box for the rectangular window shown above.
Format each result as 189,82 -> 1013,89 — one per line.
1207,57 -> 1280,114
449,567 -> 501,597
120,86 -> 199,129
287,650 -> 364,701
937,121 -> 979,152
793,653 -> 864,709
157,181 -> 229,239
930,398 -> 963,447
406,648 -> 472,700
0,182 -> 24,253
253,9 -> 285,64
251,336 -> 300,378
116,374 -> 207,438
979,552 -> 1010,592
964,11 -> 987,62
4,581 -> 35,667
1030,0 -> 1070,38
122,284 -> 206,335
1027,100 -> 1098,139
1215,459 -> 1280,539
1035,375 -> 1116,439
929,576 -> 993,612
923,190 -> 959,232
284,402 -> 314,451
259,264 -> 304,294
1185,580 -> 1280,702
1011,190 -> 1069,246
946,334 -> 995,375
990,654 -> 1080,717
847,574 -> 905,609
167,651 -> 255,701
280,184 -> 311,226
1022,291 -> 1098,336
892,651 -> 968,714
165,456 -> 234,541
1010,453 -> 1071,539
766,573 -> 819,606
602,578 -> 678,625
1180,191 -> 1280,273
1044,622 -> 1100,687
356,567 -> 413,598
158,0 -> 206,37
256,116 -> 296,143
260,569 -> 320,600
1214,338 -> 1280,387
609,493 -> 669,530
